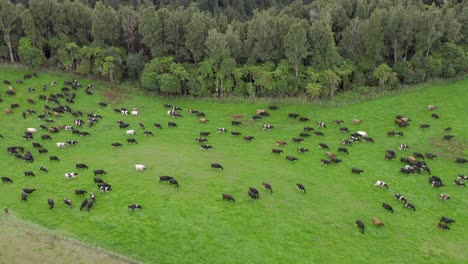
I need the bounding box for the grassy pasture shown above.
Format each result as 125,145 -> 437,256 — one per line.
0,67 -> 466,263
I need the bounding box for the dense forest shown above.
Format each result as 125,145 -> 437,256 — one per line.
0,0 -> 466,98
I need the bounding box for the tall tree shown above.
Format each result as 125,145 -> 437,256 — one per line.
0,0 -> 23,62
91,1 -> 120,46
119,6 -> 139,53
308,19 -> 340,71
185,10 -> 212,63
283,19 -> 308,80
61,0 -> 93,45
139,7 -> 170,57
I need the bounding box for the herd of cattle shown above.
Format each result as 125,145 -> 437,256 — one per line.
1,74 -> 466,235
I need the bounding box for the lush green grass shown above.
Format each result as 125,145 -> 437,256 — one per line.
0,67 -> 467,263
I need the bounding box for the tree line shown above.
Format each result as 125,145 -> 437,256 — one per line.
0,0 -> 466,98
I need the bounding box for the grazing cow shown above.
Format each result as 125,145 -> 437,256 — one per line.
352,168 -> 364,174
375,181 -> 389,189
317,122 -> 327,128
76,163 -> 88,169
56,142 -> 67,148
458,175 -> 468,180
339,127 -> 349,133
425,153 -> 437,159
26,128 -> 38,133
269,105 -> 279,110
80,199 -> 88,211
21,192 -> 28,202
387,131 -> 396,137
304,126 -> 314,131
296,183 -> 306,193
321,159 -> 331,165
63,199 -> 72,208
249,187 -> 259,196
330,157 -> 342,163
201,144 -> 213,150
199,118 -> 209,123
432,181 -> 445,188
32,142 -> 43,148
394,193 -> 407,203
66,140 -> 78,146
314,131 -> 324,136
64,172 -> 79,179
217,128 -> 227,133
318,143 -> 329,150
438,223 -> 450,230
293,138 -> 304,143
49,156 -> 60,161
75,190 -> 87,195
326,152 -> 336,158
382,203 -> 393,213
231,121 -> 242,126
398,144 -> 409,151
455,157 -> 467,163
159,176 -> 173,182
262,182 -> 272,193
372,218 -> 384,226
168,122 -> 177,127
443,135 -> 454,140
288,113 -> 299,118
263,124 -> 273,130
211,163 -> 223,170
297,147 -> 309,153
90,192 -> 96,202
24,171 -> 35,177
93,178 -> 104,184
222,193 -> 235,202
169,178 -> 179,187
440,216 -> 455,224
48,199 -> 54,209
251,115 -> 262,121
272,149 -> 283,155
131,110 -> 139,116
196,137 -> 208,143
244,136 -> 255,142
431,113 -> 439,119
286,156 -> 298,161
228,131 -> 241,137
99,184 -> 112,193
299,117 -> 310,122
127,138 -> 138,144
1,176 -> 13,183
334,120 -> 344,125
427,105 -> 438,110
93,169 -> 107,176
126,130 -> 136,136
356,220 -> 365,234
338,147 -> 349,155
248,190 -> 259,199
111,143 -> 123,148
299,132 -> 310,138
395,132 -> 404,137
276,140 -> 287,146
404,202 -> 416,211
444,127 -> 452,132
23,188 -> 36,194
420,124 -> 430,129
413,152 -> 424,159
439,194 -> 451,200
129,204 -> 143,210
40,166 -> 48,172
453,180 -> 465,187
200,131 -> 210,136
363,136 -> 374,143
135,164 -> 146,171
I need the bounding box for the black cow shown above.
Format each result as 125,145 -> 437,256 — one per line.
443,135 -> 454,140
211,163 -> 223,170
23,188 -> 36,194
299,117 -> 310,122
299,132 -> 310,138
363,136 -> 374,143
420,124 -> 430,129
75,190 -> 87,195
383,203 -> 393,213
38,148 -> 48,154
200,131 -> 210,136
396,132 -> 404,137
286,156 -> 298,161
63,199 -> 72,207
251,115 -> 262,121
296,183 -> 306,193
456,157 -> 467,163
438,223 -> 450,230
288,113 -> 299,118
24,171 -> 35,177
356,220 -> 365,234
321,159 -> 331,165
111,143 -> 123,148
351,168 -> 364,174
169,178 -> 179,187
1,176 -> 13,183
318,143 -> 329,150
201,144 -> 213,150
339,127 -> 349,133
304,126 -> 314,131
76,163 -> 88,169
440,216 -> 455,224
292,138 -> 304,143
32,142 -> 43,148
154,123 -> 162,129
222,193 -> 235,202
413,152 -> 424,159
21,192 -> 28,202
314,131 -> 324,136
80,199 -> 88,211
231,121 -> 242,126
41,134 -> 52,140
231,131 -> 241,136
248,190 -> 259,199
48,198 -> 54,209
272,149 -> 283,155
129,204 -> 143,210
159,176 -> 173,182
168,122 -> 177,127
404,202 -> 416,211
249,187 -> 259,196
244,136 -> 255,142
444,127 -> 452,132
262,182 -> 272,193
49,155 -> 60,161
338,147 -> 349,155
431,113 -> 439,119
93,169 -> 107,176
127,138 -> 138,144
269,105 -> 279,110
93,178 -> 104,183
330,157 -> 342,163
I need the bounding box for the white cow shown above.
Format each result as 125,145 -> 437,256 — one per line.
131,110 -> 139,116
26,128 -> 37,133
126,130 -> 136,136
135,164 -> 146,171
357,131 -> 368,137
56,142 -> 67,148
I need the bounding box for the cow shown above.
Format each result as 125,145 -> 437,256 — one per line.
93,169 -> 107,176
200,131 -> 210,136
432,181 -> 444,188
251,115 -> 262,121
26,128 -> 37,133
196,137 -> 208,143
75,163 -> 88,169
249,187 -> 259,196
357,131 -> 368,137
413,152 -> 424,159
131,110 -> 139,116
126,130 -> 136,136
394,193 -> 407,203
453,180 -> 465,186
40,166 -> 48,172
232,121 -> 242,126
443,135 -> 454,140
90,192 -> 96,202
1,176 -> 13,183
64,172 -> 78,179
299,117 -> 310,122
318,143 -> 329,150
363,136 -> 374,143
304,126 -> 314,131
420,124 -> 430,129
99,184 -> 112,192
66,140 -> 78,146
317,122 -> 327,128
296,183 -> 306,193
375,181 -> 388,189
383,203 -> 393,213
326,152 -> 336,158
372,218 -> 384,226
440,216 -> 455,224
201,144 -> 213,150
395,132 -> 404,137
431,113 -> 439,119
263,124 -> 273,130
269,105 -> 279,110
211,163 -> 223,170
314,131 -> 324,136
56,142 -> 67,148
244,136 -> 255,142
299,132 -> 310,138
79,199 -> 88,211
49,155 -> 60,161
48,198 -> 54,209
297,147 -> 309,153
24,171 -> 35,177
439,194 -> 451,200
292,138 -> 303,143
334,120 -> 344,125
21,192 -> 28,202
404,202 -> 416,211
438,223 -> 450,230
168,122 -> 177,127
127,138 -> 138,144
425,153 -> 437,159
111,143 -> 123,148
129,204 -> 143,210
217,128 -> 227,133
32,142 -> 43,148
427,105 -> 438,110
199,118 -> 209,123
356,220 -> 365,234
169,178 -> 179,187
288,113 -> 299,118
339,127 -> 349,133
159,176 -> 173,182
330,157 -> 342,163
338,147 -> 349,155
387,131 -> 396,137
23,188 -> 36,194
248,190 -> 259,199
63,199 -> 73,208
351,168 -> 364,174
222,193 -> 235,202
321,159 -> 331,165
458,175 -> 468,180
456,157 -> 467,163
262,183 -> 272,193
276,140 -> 287,146
272,149 -> 283,155
444,127 -> 452,132
75,190 -> 87,195
135,164 -> 146,172
93,178 -> 104,184
286,156 -> 298,161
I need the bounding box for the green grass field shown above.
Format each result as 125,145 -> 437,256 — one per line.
0,67 -> 466,263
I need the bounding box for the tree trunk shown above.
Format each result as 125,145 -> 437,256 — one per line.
294,63 -> 299,80
393,38 -> 398,64
3,32 -> 15,63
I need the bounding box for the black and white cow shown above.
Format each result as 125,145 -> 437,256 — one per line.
375,181 -> 389,189
263,124 -> 273,130
128,204 -> 143,210
64,172 -> 79,179
217,128 -> 227,133
404,202 -> 416,211
394,193 -> 407,203
297,147 -> 309,153
201,144 -> 213,150
196,137 -> 208,142
321,159 -> 331,165
63,198 -> 73,207
296,183 -> 306,193
317,122 -> 327,128
439,194 -> 451,200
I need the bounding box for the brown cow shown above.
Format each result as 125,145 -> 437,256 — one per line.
352,119 -> 362,124
326,151 -> 336,158
276,140 -> 287,146
4,109 -> 13,114
199,118 -> 209,123
372,218 -> 384,226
